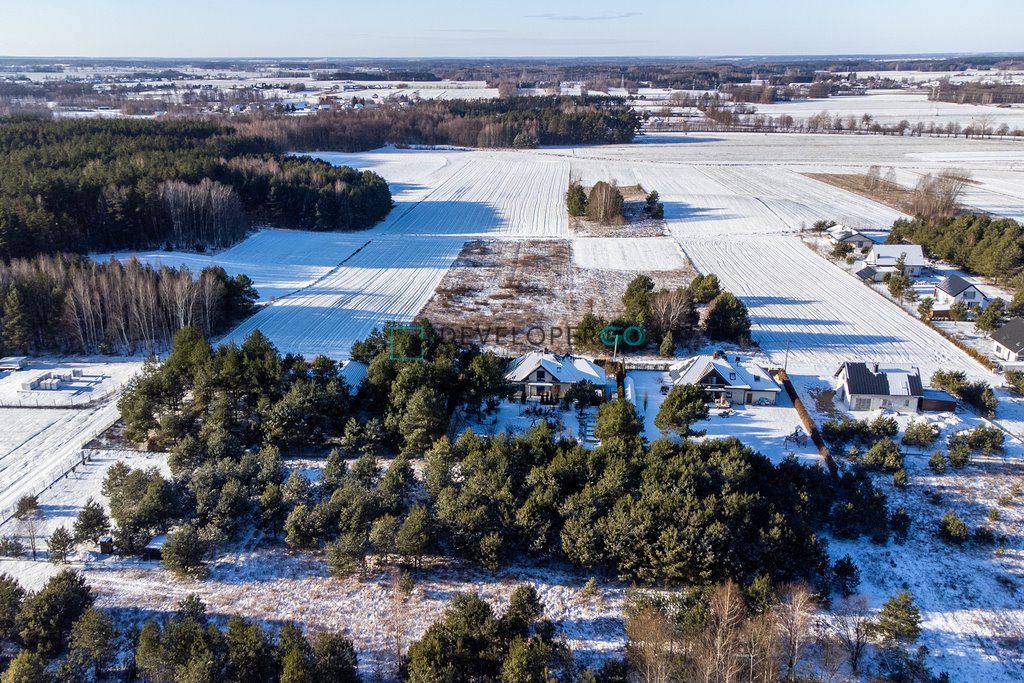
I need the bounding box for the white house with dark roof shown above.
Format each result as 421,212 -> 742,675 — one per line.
862,244 -> 927,281
991,318 -> 1024,364
834,362 -> 924,412
669,354 -> 781,406
505,351 -> 606,402
933,274 -> 989,310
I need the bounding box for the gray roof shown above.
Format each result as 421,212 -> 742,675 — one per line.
935,274 -> 977,297
991,318 -> 1024,355
837,362 -> 923,397
669,354 -> 781,392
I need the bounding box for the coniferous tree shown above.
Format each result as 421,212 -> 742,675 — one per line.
1,287 -> 28,353
72,498 -> 110,545
46,527 -> 75,565
654,383 -> 710,438
876,590 -> 922,644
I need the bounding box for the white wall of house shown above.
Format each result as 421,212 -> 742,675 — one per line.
993,342 -> 1020,363
934,287 -> 986,309
846,393 -> 920,412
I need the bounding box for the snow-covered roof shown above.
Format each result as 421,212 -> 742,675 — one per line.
827,224 -> 870,242
669,354 -> 781,392
836,362 -> 923,397
505,351 -> 605,385
867,244 -> 926,268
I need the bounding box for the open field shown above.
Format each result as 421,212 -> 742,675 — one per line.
419,237 -> 693,354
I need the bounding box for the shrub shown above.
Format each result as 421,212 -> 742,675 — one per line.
966,425 -> 1004,453
974,526 -> 996,545
902,420 -> 939,448
892,469 -> 909,489
928,451 -> 947,472
863,439 -> 904,472
566,181 -> 587,217
948,443 -> 971,468
832,555 -> 861,597
876,590 -> 922,643
987,508 -> 1001,522
890,507 -> 911,543
938,511 -> 969,544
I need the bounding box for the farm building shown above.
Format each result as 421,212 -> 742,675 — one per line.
991,317 -> 1024,363
827,225 -> 874,250
142,534 -> 168,562
668,354 -> 781,406
933,274 -> 990,311
834,362 -> 923,412
505,351 -> 606,403
863,244 -> 927,280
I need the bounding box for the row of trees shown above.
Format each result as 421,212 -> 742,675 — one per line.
0,118 -> 393,258
0,572 -> 360,683
574,274 -> 751,356
887,214 -> 1024,286
233,96 -> 641,152
0,255 -> 257,354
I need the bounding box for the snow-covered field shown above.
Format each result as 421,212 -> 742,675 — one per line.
0,359 -> 141,524
571,237 -> 686,271
751,90 -> 1024,128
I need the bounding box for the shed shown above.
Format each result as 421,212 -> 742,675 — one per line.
919,389 -> 958,413
142,534 -> 168,561
98,535 -> 114,555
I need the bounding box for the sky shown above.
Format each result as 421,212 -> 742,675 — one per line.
3,0 -> 1023,59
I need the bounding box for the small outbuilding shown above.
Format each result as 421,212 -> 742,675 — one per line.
142,534 -> 168,562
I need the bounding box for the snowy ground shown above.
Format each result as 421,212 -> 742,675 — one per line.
570,237 -> 686,271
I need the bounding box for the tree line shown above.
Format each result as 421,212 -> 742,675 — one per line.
232,96 -> 641,152
0,118 -> 392,259
0,255 -> 257,354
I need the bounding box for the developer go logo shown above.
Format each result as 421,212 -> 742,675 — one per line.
599,324 -> 646,349
387,321 -> 646,359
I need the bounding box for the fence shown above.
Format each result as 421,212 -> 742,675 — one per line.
0,389 -> 118,410
0,409 -> 121,526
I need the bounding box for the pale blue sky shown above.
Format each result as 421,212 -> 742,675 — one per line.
3,0 -> 1022,58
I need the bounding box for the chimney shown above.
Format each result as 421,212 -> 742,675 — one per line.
873,363 -> 879,373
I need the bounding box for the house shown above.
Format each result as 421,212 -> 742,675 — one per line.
991,317 -> 1024,363
827,225 -> 874,250
668,354 -> 781,406
863,244 -> 927,280
505,351 -> 606,402
834,362 -> 923,412
933,274 -> 989,311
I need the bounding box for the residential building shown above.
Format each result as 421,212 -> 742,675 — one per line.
933,274 -> 989,311
991,317 -> 1024,363
505,351 -> 606,402
834,362 -> 923,412
827,224 -> 874,250
863,244 -> 927,280
668,354 -> 781,405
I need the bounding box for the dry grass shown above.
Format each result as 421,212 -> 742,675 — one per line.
571,184 -> 667,238
420,238 -> 695,354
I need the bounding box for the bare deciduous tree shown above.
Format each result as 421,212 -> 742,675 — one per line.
833,595 -> 873,675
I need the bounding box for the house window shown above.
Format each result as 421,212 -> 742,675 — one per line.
963,290 -> 975,299
728,372 -> 736,381
536,369 -> 545,381
853,397 -> 870,410
882,399 -> 893,407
